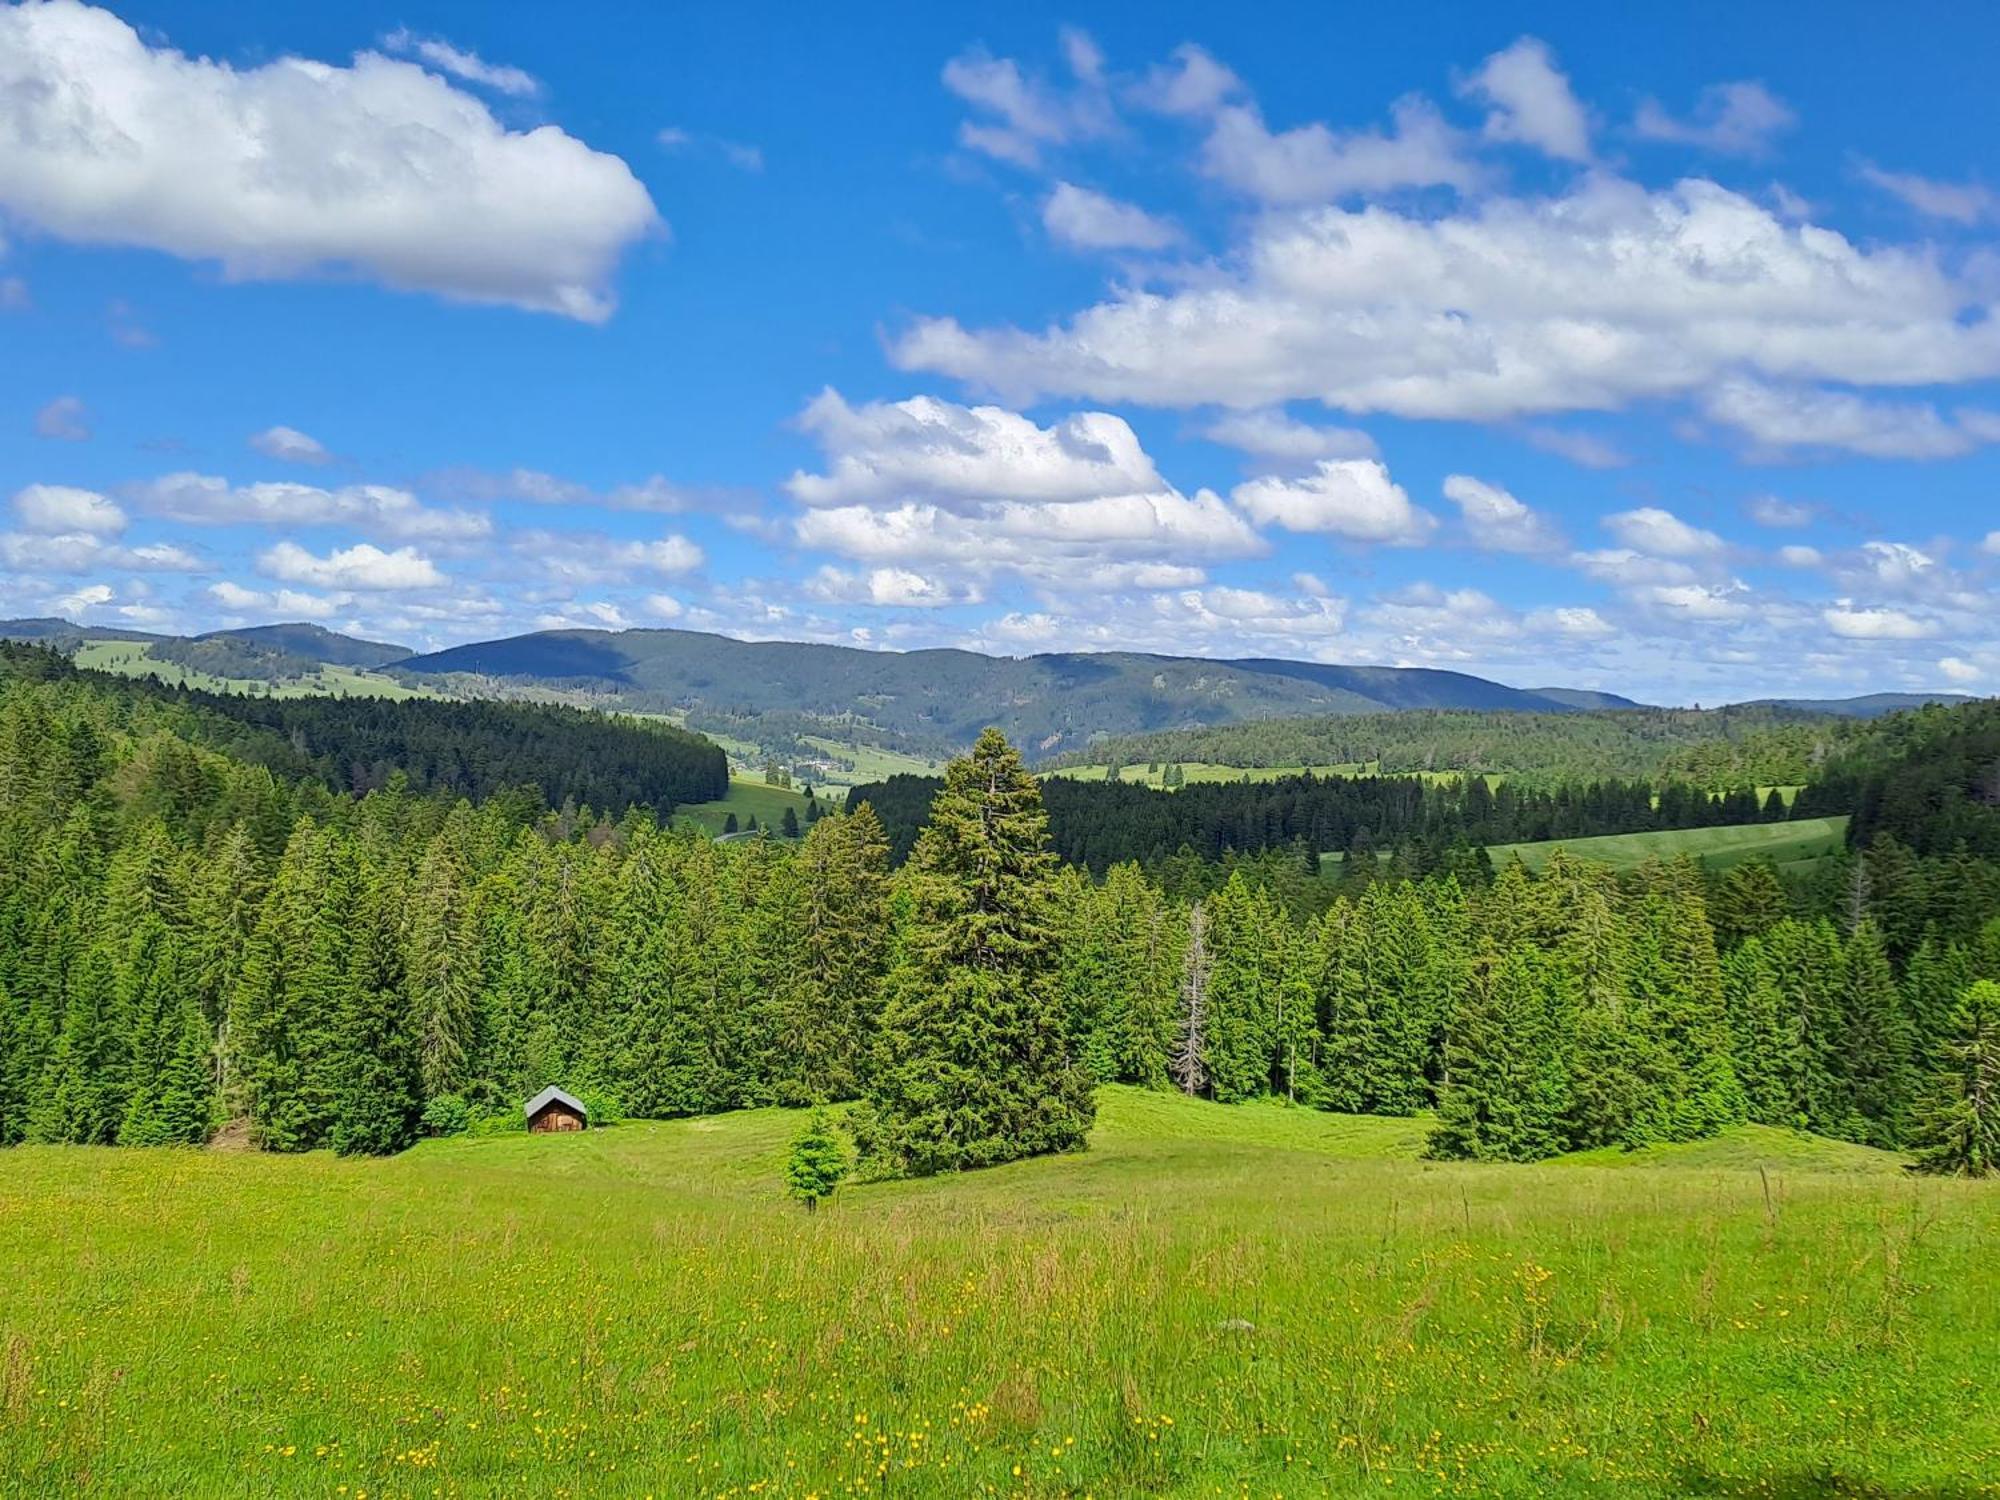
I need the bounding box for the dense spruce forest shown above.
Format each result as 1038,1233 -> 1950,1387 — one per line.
2,643 -> 726,816
1,643 -> 1995,1173
1042,705 -> 1866,791
853,766 -> 1795,874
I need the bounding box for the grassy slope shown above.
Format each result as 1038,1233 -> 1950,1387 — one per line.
74,640 -> 432,701
672,774 -> 837,836
2,1086 -> 1991,1498
800,735 -> 943,789
1482,815 -> 1849,873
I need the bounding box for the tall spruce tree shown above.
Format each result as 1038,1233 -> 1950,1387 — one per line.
1428,947 -> 1572,1162
331,870 -> 422,1156
861,729 -> 1093,1175
1907,980 -> 2000,1176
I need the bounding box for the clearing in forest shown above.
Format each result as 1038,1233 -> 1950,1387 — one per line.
1,1084 -> 1992,1497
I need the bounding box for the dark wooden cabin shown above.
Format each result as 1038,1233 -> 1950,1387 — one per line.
523,1085 -> 589,1134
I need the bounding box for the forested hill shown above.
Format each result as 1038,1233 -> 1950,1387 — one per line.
148,622 -> 411,680
1798,697 -> 2000,858
0,642 -> 726,818
1040,705 -> 1864,789
387,626 -> 1633,756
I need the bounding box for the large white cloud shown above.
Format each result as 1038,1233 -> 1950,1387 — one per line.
14,483 -> 126,535
894,177 -> 2000,422
788,390 -> 1163,509
258,541 -> 445,590
785,390 -> 1258,587
0,1 -> 659,321
1232,459 -> 1435,544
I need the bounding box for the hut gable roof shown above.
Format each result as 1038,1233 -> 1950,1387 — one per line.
522,1085 -> 588,1122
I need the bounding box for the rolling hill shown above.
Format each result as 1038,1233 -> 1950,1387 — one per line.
389,626 -> 1641,757
5,616 -> 1981,769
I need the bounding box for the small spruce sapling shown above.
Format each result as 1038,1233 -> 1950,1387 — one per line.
785,1106 -> 849,1211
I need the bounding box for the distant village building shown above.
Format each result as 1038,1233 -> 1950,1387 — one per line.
523,1086 -> 589,1134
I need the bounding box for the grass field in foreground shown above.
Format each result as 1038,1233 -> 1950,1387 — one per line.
73,641 -> 431,700
3,1086 -> 1994,1498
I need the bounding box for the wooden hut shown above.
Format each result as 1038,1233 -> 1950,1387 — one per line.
523,1085 -> 589,1134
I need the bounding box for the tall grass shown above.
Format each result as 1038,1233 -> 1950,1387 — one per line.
1,1088 -> 1993,1497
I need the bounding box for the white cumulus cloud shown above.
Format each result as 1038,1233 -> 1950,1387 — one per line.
1232,459 -> 1436,544
14,483 -> 125,535
258,541 -> 445,591
1823,604 -> 1934,640
894,177 -> 2000,423
0,2 -> 658,321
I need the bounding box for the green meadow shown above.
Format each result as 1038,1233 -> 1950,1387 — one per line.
672,774 -> 839,837
1482,815 -> 1850,874
3,1085 -> 1993,1498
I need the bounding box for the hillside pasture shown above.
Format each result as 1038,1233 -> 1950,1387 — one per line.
1,1085 -> 1992,1498
1481,815 -> 1849,874
672,773 -> 837,837
1046,760 -> 1481,788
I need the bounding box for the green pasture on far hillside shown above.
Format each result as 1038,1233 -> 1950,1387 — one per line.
2,1084 -> 1993,1497
1322,815 -> 1848,876
1482,815 -> 1849,874
672,773 -> 837,837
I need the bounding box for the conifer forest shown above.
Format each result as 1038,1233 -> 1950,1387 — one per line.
5,643 -> 1996,1176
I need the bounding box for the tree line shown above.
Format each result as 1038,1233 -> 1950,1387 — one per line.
2,656 -> 1994,1174
1040,705 -> 1861,792
853,767 -> 1796,874
2,642 -> 727,818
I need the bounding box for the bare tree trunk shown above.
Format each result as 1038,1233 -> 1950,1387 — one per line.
1171,901 -> 1211,1098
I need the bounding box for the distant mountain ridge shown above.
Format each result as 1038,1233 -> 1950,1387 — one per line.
388,626 -> 1640,756
3,616 -> 1978,759
195,622 -> 410,668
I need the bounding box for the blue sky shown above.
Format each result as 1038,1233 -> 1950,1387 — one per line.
3,0 -> 1999,703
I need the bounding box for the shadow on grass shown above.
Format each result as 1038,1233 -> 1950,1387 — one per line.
1675,1467 -> 1987,1499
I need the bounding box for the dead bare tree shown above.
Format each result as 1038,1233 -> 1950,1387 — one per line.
1171,900 -> 1212,1097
